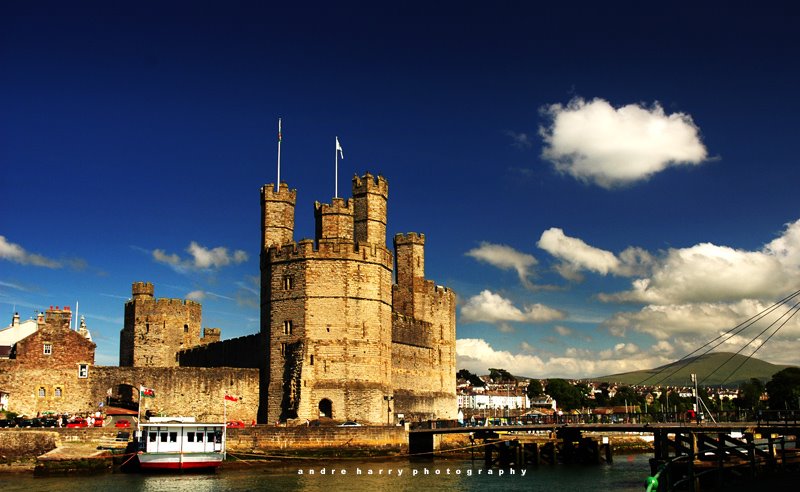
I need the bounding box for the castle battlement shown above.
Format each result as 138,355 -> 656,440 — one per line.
352,172 -> 388,197
266,238 -> 393,268
260,182 -> 297,203
314,197 -> 352,214
395,232 -> 425,245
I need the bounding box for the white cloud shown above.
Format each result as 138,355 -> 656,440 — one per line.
153,242 -> 249,272
540,97 -> 708,188
186,290 -> 206,301
0,236 -> 62,268
465,242 -> 538,288
600,242 -> 794,305
460,290 -> 565,324
538,228 -> 620,280
456,338 -> 669,378
554,325 -> 573,336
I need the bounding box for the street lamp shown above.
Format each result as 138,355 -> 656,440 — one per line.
383,395 -> 394,425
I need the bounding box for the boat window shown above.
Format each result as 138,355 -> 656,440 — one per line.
160,432 -> 168,442
169,432 -> 178,442
214,430 -> 222,443
196,432 -> 204,442
187,432 -> 195,442
149,432 -> 157,442
207,432 -> 215,443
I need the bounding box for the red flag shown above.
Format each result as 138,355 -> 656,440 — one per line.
224,394 -> 238,402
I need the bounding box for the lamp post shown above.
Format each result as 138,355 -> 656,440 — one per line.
383,395 -> 394,425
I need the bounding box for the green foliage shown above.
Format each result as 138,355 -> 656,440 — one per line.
610,386 -> 641,407
457,369 -> 485,387
546,379 -> 585,411
736,378 -> 765,410
488,368 -> 515,383
766,367 -> 800,410
526,379 -> 543,400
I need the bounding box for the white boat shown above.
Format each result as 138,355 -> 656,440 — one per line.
135,417 -> 226,471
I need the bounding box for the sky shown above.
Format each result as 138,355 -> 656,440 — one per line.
2,2 -> 800,379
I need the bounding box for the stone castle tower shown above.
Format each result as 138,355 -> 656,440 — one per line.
119,282 -> 220,367
261,173 -> 456,424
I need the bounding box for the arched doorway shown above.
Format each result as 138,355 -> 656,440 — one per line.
106,383 -> 138,411
319,398 -> 333,419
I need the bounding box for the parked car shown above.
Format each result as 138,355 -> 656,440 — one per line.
0,419 -> 15,428
15,417 -> 35,428
41,418 -> 59,428
114,419 -> 131,428
227,420 -> 245,428
66,417 -> 88,428
338,421 -> 362,427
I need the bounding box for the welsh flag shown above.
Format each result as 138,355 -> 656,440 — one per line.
224,394 -> 238,402
140,385 -> 156,398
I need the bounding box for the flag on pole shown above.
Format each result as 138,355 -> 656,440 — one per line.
140,385 -> 156,398
224,394 -> 238,402
278,119 -> 282,143
336,136 -> 344,159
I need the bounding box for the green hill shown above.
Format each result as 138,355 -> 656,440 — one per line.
596,352 -> 795,387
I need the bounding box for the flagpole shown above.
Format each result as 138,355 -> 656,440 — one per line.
276,118 -> 282,192
223,394 -> 228,460
137,385 -> 142,432
335,136 -> 339,198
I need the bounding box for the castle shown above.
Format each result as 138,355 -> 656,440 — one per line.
0,173 -> 457,424
260,173 -> 456,423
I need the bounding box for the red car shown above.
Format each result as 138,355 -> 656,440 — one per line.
66,417 -> 88,428
114,419 -> 131,428
226,420 -> 245,428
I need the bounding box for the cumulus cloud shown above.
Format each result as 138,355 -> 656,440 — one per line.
0,236 -> 62,268
153,242 -> 249,272
554,325 -> 573,336
456,338 -> 669,378
460,290 -> 565,324
186,290 -> 206,301
465,242 -> 538,288
540,97 -> 708,188
600,221 -> 800,305
538,228 -> 620,280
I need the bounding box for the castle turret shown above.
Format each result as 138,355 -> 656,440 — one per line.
132,281 -> 154,300
393,233 -> 425,318
261,183 -> 297,249
352,173 -> 388,247
314,197 -> 354,242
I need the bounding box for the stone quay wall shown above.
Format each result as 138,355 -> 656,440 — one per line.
224,426 -> 407,453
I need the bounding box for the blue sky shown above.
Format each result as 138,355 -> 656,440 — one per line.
2,2 -> 799,377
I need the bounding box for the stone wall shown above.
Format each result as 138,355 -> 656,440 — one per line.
178,334 -> 261,368
0,430 -> 59,461
12,323 -> 95,370
224,426 -> 406,453
0,366 -> 259,422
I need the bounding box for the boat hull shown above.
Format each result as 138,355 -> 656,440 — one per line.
137,452 -> 223,471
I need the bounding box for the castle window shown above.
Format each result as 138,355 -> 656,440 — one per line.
146,323 -> 150,333
280,343 -> 287,357
283,320 -> 293,335
55,387 -> 62,397
184,324 -> 188,333
78,364 -> 88,378
38,387 -> 46,398
43,343 -> 52,355
310,355 -> 314,365
283,276 -> 294,290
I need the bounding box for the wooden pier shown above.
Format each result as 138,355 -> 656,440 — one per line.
409,421 -> 799,490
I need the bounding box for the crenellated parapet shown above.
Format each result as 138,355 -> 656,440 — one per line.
352,172 -> 388,198
265,238 -> 394,270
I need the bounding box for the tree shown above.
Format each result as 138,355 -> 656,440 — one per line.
736,378 -> 764,410
526,379 -> 543,400
766,367 -> 800,410
545,379 -> 584,411
610,386 -> 641,408
488,368 -> 515,383
456,369 -> 485,387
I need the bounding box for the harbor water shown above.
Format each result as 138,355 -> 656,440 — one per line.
0,455 -> 652,491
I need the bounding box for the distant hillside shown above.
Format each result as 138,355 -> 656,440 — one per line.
595,352 -> 795,387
